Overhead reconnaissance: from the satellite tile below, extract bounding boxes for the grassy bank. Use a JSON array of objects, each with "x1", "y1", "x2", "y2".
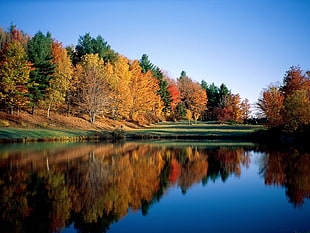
[
  {"x1": 0, "y1": 121, "x2": 266, "y2": 143},
  {"x1": 126, "y1": 121, "x2": 266, "y2": 140},
  {"x1": 0, "y1": 128, "x2": 108, "y2": 143}
]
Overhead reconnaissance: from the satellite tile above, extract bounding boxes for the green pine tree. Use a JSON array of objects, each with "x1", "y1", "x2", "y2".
[
  {"x1": 75, "y1": 33, "x2": 118, "y2": 64},
  {"x1": 27, "y1": 31, "x2": 55, "y2": 114}
]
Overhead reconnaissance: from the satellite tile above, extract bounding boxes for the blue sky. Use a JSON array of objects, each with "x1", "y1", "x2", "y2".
[{"x1": 1, "y1": 0, "x2": 309, "y2": 106}]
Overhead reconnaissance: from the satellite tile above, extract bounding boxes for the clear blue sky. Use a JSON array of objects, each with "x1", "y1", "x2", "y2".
[{"x1": 1, "y1": 0, "x2": 309, "y2": 106}]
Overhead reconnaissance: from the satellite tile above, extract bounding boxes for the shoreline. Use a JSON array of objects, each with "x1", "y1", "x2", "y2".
[{"x1": 1, "y1": 122, "x2": 308, "y2": 144}]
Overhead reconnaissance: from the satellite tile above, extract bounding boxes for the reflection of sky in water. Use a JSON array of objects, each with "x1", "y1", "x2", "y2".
[{"x1": 109, "y1": 151, "x2": 310, "y2": 233}]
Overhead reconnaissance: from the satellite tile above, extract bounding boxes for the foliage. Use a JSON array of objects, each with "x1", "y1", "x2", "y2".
[
  {"x1": 75, "y1": 33, "x2": 118, "y2": 64},
  {"x1": 27, "y1": 31, "x2": 55, "y2": 114},
  {"x1": 0, "y1": 120, "x2": 9, "y2": 126},
  {"x1": 258, "y1": 66, "x2": 310, "y2": 131},
  {"x1": 139, "y1": 54, "x2": 171, "y2": 113},
  {"x1": 42, "y1": 39, "x2": 73, "y2": 117},
  {"x1": 257, "y1": 85, "x2": 285, "y2": 127},
  {"x1": 74, "y1": 53, "x2": 108, "y2": 123},
  {"x1": 201, "y1": 81, "x2": 250, "y2": 122},
  {"x1": 128, "y1": 59, "x2": 162, "y2": 124},
  {"x1": 177, "y1": 73, "x2": 207, "y2": 121},
  {"x1": 0, "y1": 40, "x2": 31, "y2": 113},
  {"x1": 0, "y1": 24, "x2": 256, "y2": 128}
]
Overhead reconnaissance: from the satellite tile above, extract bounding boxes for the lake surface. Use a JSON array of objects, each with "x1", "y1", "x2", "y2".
[{"x1": 0, "y1": 141, "x2": 309, "y2": 233}]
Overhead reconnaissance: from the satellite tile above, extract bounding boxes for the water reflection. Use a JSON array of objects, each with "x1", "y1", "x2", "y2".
[
  {"x1": 0, "y1": 142, "x2": 309, "y2": 233},
  {"x1": 258, "y1": 146, "x2": 310, "y2": 207}
]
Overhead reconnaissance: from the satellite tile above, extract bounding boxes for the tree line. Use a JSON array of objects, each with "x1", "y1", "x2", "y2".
[
  {"x1": 257, "y1": 66, "x2": 310, "y2": 132},
  {"x1": 0, "y1": 25, "x2": 251, "y2": 125}
]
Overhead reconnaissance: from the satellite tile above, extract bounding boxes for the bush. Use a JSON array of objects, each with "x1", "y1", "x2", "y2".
[
  {"x1": 110, "y1": 128, "x2": 125, "y2": 141},
  {"x1": 0, "y1": 120, "x2": 10, "y2": 127}
]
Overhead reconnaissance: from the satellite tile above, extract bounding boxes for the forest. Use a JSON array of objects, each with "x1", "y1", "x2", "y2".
[
  {"x1": 1, "y1": 25, "x2": 310, "y2": 133},
  {"x1": 0, "y1": 25, "x2": 252, "y2": 126}
]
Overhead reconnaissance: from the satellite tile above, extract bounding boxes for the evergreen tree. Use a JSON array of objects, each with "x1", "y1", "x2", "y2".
[
  {"x1": 201, "y1": 81, "x2": 220, "y2": 120},
  {"x1": 219, "y1": 83, "x2": 230, "y2": 107},
  {"x1": 175, "y1": 102, "x2": 187, "y2": 120},
  {"x1": 27, "y1": 31, "x2": 55, "y2": 114},
  {"x1": 153, "y1": 68, "x2": 171, "y2": 112},
  {"x1": 75, "y1": 33, "x2": 118, "y2": 64},
  {"x1": 139, "y1": 54, "x2": 155, "y2": 73},
  {"x1": 180, "y1": 70, "x2": 187, "y2": 79}
]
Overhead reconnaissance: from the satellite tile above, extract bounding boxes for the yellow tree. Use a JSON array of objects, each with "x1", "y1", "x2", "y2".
[
  {"x1": 104, "y1": 56, "x2": 132, "y2": 120},
  {"x1": 112, "y1": 56, "x2": 132, "y2": 119},
  {"x1": 228, "y1": 93, "x2": 242, "y2": 122},
  {"x1": 75, "y1": 53, "x2": 109, "y2": 123},
  {"x1": 284, "y1": 89, "x2": 310, "y2": 131},
  {"x1": 0, "y1": 40, "x2": 32, "y2": 113},
  {"x1": 128, "y1": 60, "x2": 162, "y2": 124},
  {"x1": 42, "y1": 40, "x2": 73, "y2": 117},
  {"x1": 177, "y1": 75, "x2": 207, "y2": 122},
  {"x1": 281, "y1": 66, "x2": 310, "y2": 131},
  {"x1": 186, "y1": 109, "x2": 192, "y2": 125},
  {"x1": 190, "y1": 84, "x2": 208, "y2": 123}
]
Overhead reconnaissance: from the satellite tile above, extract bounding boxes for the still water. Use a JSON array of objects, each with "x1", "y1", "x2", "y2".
[{"x1": 0, "y1": 141, "x2": 309, "y2": 233}]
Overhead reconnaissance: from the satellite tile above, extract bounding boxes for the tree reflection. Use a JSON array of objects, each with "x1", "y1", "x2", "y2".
[
  {"x1": 0, "y1": 142, "x2": 309, "y2": 232},
  {"x1": 203, "y1": 147, "x2": 250, "y2": 184},
  {"x1": 259, "y1": 147, "x2": 310, "y2": 207}
]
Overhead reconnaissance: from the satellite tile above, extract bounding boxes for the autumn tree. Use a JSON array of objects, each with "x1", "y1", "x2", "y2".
[
  {"x1": 0, "y1": 40, "x2": 32, "y2": 113},
  {"x1": 240, "y1": 98, "x2": 251, "y2": 120},
  {"x1": 219, "y1": 93, "x2": 252, "y2": 123},
  {"x1": 167, "y1": 79, "x2": 181, "y2": 110},
  {"x1": 0, "y1": 25, "x2": 29, "y2": 51},
  {"x1": 284, "y1": 89, "x2": 310, "y2": 131},
  {"x1": 281, "y1": 66, "x2": 310, "y2": 96},
  {"x1": 257, "y1": 85, "x2": 285, "y2": 127},
  {"x1": 228, "y1": 93, "x2": 242, "y2": 122},
  {"x1": 139, "y1": 54, "x2": 171, "y2": 114},
  {"x1": 75, "y1": 53, "x2": 109, "y2": 123},
  {"x1": 103, "y1": 56, "x2": 132, "y2": 120},
  {"x1": 177, "y1": 72, "x2": 207, "y2": 122},
  {"x1": 128, "y1": 60, "x2": 162, "y2": 124},
  {"x1": 258, "y1": 66, "x2": 310, "y2": 130},
  {"x1": 166, "y1": 79, "x2": 181, "y2": 120},
  {"x1": 281, "y1": 66, "x2": 310, "y2": 131},
  {"x1": 42, "y1": 39, "x2": 73, "y2": 117},
  {"x1": 27, "y1": 31, "x2": 55, "y2": 114}
]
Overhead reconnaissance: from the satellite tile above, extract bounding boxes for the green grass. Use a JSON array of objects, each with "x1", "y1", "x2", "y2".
[
  {"x1": 0, "y1": 127, "x2": 99, "y2": 141},
  {"x1": 127, "y1": 121, "x2": 266, "y2": 139},
  {"x1": 0, "y1": 121, "x2": 266, "y2": 142}
]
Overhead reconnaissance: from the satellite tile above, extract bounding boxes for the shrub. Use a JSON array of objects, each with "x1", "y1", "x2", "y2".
[
  {"x1": 0, "y1": 120, "x2": 10, "y2": 127},
  {"x1": 110, "y1": 128, "x2": 125, "y2": 141}
]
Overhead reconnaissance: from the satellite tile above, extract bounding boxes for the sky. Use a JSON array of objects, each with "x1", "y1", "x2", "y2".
[{"x1": 1, "y1": 0, "x2": 310, "y2": 106}]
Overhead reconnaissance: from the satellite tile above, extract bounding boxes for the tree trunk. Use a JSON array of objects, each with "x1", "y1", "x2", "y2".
[
  {"x1": 90, "y1": 111, "x2": 96, "y2": 124},
  {"x1": 66, "y1": 94, "x2": 71, "y2": 116},
  {"x1": 47, "y1": 102, "x2": 51, "y2": 118},
  {"x1": 9, "y1": 105, "x2": 14, "y2": 115}
]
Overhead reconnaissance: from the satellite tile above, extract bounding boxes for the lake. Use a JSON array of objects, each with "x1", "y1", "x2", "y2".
[{"x1": 0, "y1": 141, "x2": 309, "y2": 233}]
